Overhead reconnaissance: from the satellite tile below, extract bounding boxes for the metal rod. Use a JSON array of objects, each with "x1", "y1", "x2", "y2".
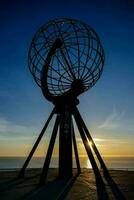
[
  {"x1": 75, "y1": 107, "x2": 126, "y2": 200},
  {"x1": 60, "y1": 48, "x2": 76, "y2": 80},
  {"x1": 74, "y1": 107, "x2": 109, "y2": 175},
  {"x1": 72, "y1": 119, "x2": 81, "y2": 173},
  {"x1": 73, "y1": 108, "x2": 108, "y2": 199},
  {"x1": 73, "y1": 110, "x2": 102, "y2": 179},
  {"x1": 39, "y1": 114, "x2": 60, "y2": 185},
  {"x1": 18, "y1": 107, "x2": 55, "y2": 179}
]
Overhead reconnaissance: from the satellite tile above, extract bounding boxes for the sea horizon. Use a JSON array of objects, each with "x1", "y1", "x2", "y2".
[{"x1": 0, "y1": 156, "x2": 134, "y2": 171}]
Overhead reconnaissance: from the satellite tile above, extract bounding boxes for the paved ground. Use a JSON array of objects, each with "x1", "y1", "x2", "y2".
[{"x1": 0, "y1": 169, "x2": 133, "y2": 200}]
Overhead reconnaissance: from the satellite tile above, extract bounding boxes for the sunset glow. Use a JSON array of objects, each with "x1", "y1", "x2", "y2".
[{"x1": 0, "y1": 1, "x2": 134, "y2": 160}]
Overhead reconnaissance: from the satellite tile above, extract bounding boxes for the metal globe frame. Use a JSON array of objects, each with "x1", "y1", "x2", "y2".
[
  {"x1": 17, "y1": 19, "x2": 124, "y2": 199},
  {"x1": 28, "y1": 18, "x2": 105, "y2": 102}
]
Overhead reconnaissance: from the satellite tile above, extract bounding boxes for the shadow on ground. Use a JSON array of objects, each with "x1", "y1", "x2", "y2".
[{"x1": 0, "y1": 169, "x2": 133, "y2": 200}]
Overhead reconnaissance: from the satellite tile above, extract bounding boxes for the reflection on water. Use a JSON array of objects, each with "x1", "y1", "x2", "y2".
[
  {"x1": 0, "y1": 157, "x2": 134, "y2": 170},
  {"x1": 86, "y1": 158, "x2": 92, "y2": 168},
  {"x1": 79, "y1": 157, "x2": 92, "y2": 168},
  {"x1": 81, "y1": 156, "x2": 134, "y2": 170}
]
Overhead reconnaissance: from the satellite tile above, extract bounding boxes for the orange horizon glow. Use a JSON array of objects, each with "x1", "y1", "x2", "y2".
[{"x1": 0, "y1": 137, "x2": 133, "y2": 158}]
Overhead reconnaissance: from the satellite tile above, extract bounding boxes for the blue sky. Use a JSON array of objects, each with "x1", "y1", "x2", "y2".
[{"x1": 0, "y1": 0, "x2": 134, "y2": 157}]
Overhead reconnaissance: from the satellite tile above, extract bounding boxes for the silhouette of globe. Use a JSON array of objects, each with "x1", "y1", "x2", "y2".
[
  {"x1": 19, "y1": 19, "x2": 110, "y2": 187},
  {"x1": 28, "y1": 18, "x2": 105, "y2": 100}
]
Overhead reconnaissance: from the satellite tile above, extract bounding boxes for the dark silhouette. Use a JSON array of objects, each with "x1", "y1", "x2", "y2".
[{"x1": 16, "y1": 18, "x2": 126, "y2": 199}]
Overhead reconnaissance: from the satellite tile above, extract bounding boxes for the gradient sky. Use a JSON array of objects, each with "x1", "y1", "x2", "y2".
[{"x1": 0, "y1": 0, "x2": 134, "y2": 157}]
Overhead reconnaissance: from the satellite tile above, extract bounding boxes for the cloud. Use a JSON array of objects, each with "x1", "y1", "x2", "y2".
[
  {"x1": 77, "y1": 136, "x2": 132, "y2": 145},
  {"x1": 98, "y1": 107, "x2": 125, "y2": 129},
  {"x1": 93, "y1": 137, "x2": 132, "y2": 144},
  {"x1": 0, "y1": 118, "x2": 37, "y2": 138}
]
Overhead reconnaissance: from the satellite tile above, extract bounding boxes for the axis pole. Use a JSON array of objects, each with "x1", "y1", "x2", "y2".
[{"x1": 59, "y1": 106, "x2": 73, "y2": 178}]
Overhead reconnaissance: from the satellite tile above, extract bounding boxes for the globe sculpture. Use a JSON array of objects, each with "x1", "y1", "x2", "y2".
[
  {"x1": 28, "y1": 18, "x2": 104, "y2": 103},
  {"x1": 18, "y1": 19, "x2": 110, "y2": 189}
]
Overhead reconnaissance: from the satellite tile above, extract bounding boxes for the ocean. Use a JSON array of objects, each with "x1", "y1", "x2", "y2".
[{"x1": 0, "y1": 156, "x2": 134, "y2": 171}]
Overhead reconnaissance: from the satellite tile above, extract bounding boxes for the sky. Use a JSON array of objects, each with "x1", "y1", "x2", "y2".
[{"x1": 0, "y1": 0, "x2": 134, "y2": 158}]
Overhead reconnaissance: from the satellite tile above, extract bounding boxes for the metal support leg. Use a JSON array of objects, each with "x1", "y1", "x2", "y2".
[
  {"x1": 73, "y1": 110, "x2": 103, "y2": 181},
  {"x1": 18, "y1": 108, "x2": 55, "y2": 179},
  {"x1": 75, "y1": 107, "x2": 126, "y2": 200},
  {"x1": 72, "y1": 119, "x2": 81, "y2": 174},
  {"x1": 74, "y1": 107, "x2": 109, "y2": 176},
  {"x1": 73, "y1": 109, "x2": 108, "y2": 200},
  {"x1": 39, "y1": 114, "x2": 60, "y2": 186}
]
